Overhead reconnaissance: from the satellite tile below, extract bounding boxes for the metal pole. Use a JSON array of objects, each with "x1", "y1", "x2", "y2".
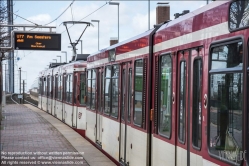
[
  {"x1": 61, "y1": 51, "x2": 67, "y2": 63},
  {"x1": 118, "y1": 5, "x2": 119, "y2": 42},
  {"x1": 57, "y1": 56, "x2": 61, "y2": 63},
  {"x1": 5, "y1": 64, "x2": 7, "y2": 93},
  {"x1": 80, "y1": 40, "x2": 83, "y2": 54},
  {"x1": 22, "y1": 80, "x2": 24, "y2": 104},
  {"x1": 148, "y1": 0, "x2": 150, "y2": 30},
  {"x1": 98, "y1": 22, "x2": 99, "y2": 50},
  {"x1": 19, "y1": 68, "x2": 21, "y2": 104}
]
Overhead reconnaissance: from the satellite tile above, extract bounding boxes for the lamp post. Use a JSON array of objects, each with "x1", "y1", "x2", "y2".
[
  {"x1": 79, "y1": 40, "x2": 83, "y2": 54},
  {"x1": 5, "y1": 64, "x2": 7, "y2": 93},
  {"x1": 53, "y1": 59, "x2": 57, "y2": 63},
  {"x1": 61, "y1": 51, "x2": 67, "y2": 63},
  {"x1": 109, "y1": 2, "x2": 119, "y2": 42},
  {"x1": 91, "y1": 20, "x2": 100, "y2": 50},
  {"x1": 148, "y1": 0, "x2": 150, "y2": 30},
  {"x1": 57, "y1": 56, "x2": 61, "y2": 63}
]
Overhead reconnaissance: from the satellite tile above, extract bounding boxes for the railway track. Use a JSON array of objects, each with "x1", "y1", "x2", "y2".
[{"x1": 7, "y1": 93, "x2": 38, "y2": 107}]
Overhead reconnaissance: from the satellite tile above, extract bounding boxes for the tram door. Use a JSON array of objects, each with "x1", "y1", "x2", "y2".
[
  {"x1": 119, "y1": 63, "x2": 131, "y2": 165},
  {"x1": 176, "y1": 48, "x2": 204, "y2": 166},
  {"x1": 72, "y1": 73, "x2": 78, "y2": 128},
  {"x1": 96, "y1": 69, "x2": 103, "y2": 147},
  {"x1": 176, "y1": 50, "x2": 190, "y2": 166}
]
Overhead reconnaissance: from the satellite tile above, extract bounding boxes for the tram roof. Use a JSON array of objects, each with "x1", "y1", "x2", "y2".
[
  {"x1": 88, "y1": 28, "x2": 155, "y2": 58},
  {"x1": 156, "y1": 1, "x2": 229, "y2": 32}
]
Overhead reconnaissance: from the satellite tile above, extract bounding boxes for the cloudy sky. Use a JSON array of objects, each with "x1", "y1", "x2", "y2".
[{"x1": 4, "y1": 0, "x2": 209, "y2": 92}]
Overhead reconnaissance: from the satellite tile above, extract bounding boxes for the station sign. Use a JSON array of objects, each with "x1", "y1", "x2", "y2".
[{"x1": 14, "y1": 32, "x2": 61, "y2": 51}]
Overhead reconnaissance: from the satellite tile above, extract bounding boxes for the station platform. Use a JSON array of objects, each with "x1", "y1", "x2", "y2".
[{"x1": 0, "y1": 104, "x2": 116, "y2": 166}]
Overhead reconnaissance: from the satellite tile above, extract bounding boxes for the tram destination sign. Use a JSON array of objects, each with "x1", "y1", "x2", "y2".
[{"x1": 14, "y1": 32, "x2": 61, "y2": 51}]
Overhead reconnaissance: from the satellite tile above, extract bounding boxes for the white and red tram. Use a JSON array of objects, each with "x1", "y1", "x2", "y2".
[
  {"x1": 86, "y1": 1, "x2": 248, "y2": 166},
  {"x1": 38, "y1": 60, "x2": 88, "y2": 136},
  {"x1": 37, "y1": 1, "x2": 249, "y2": 165}
]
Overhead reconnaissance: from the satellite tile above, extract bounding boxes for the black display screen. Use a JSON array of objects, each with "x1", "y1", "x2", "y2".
[{"x1": 14, "y1": 32, "x2": 61, "y2": 51}]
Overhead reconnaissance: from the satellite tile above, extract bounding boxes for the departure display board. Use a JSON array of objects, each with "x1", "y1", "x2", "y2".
[{"x1": 14, "y1": 32, "x2": 61, "y2": 51}]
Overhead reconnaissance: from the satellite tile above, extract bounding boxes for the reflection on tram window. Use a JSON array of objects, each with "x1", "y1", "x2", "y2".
[
  {"x1": 57, "y1": 76, "x2": 62, "y2": 100},
  {"x1": 134, "y1": 60, "x2": 143, "y2": 127},
  {"x1": 80, "y1": 73, "x2": 86, "y2": 105},
  {"x1": 211, "y1": 42, "x2": 242, "y2": 70},
  {"x1": 91, "y1": 70, "x2": 96, "y2": 109},
  {"x1": 121, "y1": 70, "x2": 126, "y2": 120},
  {"x1": 128, "y1": 69, "x2": 132, "y2": 122},
  {"x1": 158, "y1": 55, "x2": 172, "y2": 137},
  {"x1": 209, "y1": 40, "x2": 244, "y2": 164},
  {"x1": 39, "y1": 78, "x2": 42, "y2": 95},
  {"x1": 104, "y1": 66, "x2": 112, "y2": 114},
  {"x1": 87, "y1": 70, "x2": 91, "y2": 108},
  {"x1": 209, "y1": 73, "x2": 243, "y2": 163},
  {"x1": 111, "y1": 65, "x2": 119, "y2": 118},
  {"x1": 192, "y1": 59, "x2": 202, "y2": 149},
  {"x1": 66, "y1": 74, "x2": 72, "y2": 103},
  {"x1": 54, "y1": 76, "x2": 58, "y2": 99},
  {"x1": 229, "y1": 0, "x2": 249, "y2": 30},
  {"x1": 47, "y1": 76, "x2": 50, "y2": 97},
  {"x1": 43, "y1": 77, "x2": 46, "y2": 96},
  {"x1": 178, "y1": 61, "x2": 186, "y2": 143}
]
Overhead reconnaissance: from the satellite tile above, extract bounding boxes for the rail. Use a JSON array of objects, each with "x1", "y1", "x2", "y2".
[
  {"x1": 11, "y1": 93, "x2": 19, "y2": 105},
  {"x1": 10, "y1": 93, "x2": 38, "y2": 107},
  {"x1": 24, "y1": 99, "x2": 37, "y2": 107}
]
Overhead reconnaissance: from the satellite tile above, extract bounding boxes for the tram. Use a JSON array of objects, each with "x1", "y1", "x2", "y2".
[
  {"x1": 38, "y1": 59, "x2": 87, "y2": 136},
  {"x1": 37, "y1": 1, "x2": 249, "y2": 165}
]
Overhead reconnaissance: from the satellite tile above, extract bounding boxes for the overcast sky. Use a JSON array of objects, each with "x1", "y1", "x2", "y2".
[{"x1": 4, "y1": 0, "x2": 209, "y2": 92}]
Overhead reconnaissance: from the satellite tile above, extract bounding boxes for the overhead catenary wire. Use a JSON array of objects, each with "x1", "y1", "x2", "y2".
[
  {"x1": 44, "y1": 0, "x2": 75, "y2": 26},
  {"x1": 60, "y1": 1, "x2": 112, "y2": 34},
  {"x1": 28, "y1": 0, "x2": 75, "y2": 31},
  {"x1": 7, "y1": 10, "x2": 39, "y2": 26}
]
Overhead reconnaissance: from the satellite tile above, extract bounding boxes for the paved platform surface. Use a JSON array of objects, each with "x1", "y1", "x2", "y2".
[{"x1": 1, "y1": 104, "x2": 115, "y2": 166}]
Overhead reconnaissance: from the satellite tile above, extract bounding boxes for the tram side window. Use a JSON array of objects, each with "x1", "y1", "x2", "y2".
[
  {"x1": 79, "y1": 73, "x2": 86, "y2": 105},
  {"x1": 54, "y1": 76, "x2": 58, "y2": 99},
  {"x1": 178, "y1": 61, "x2": 186, "y2": 143},
  {"x1": 111, "y1": 65, "x2": 119, "y2": 118},
  {"x1": 158, "y1": 55, "x2": 172, "y2": 137},
  {"x1": 104, "y1": 66, "x2": 112, "y2": 114},
  {"x1": 91, "y1": 70, "x2": 96, "y2": 109},
  {"x1": 39, "y1": 77, "x2": 42, "y2": 95},
  {"x1": 134, "y1": 60, "x2": 144, "y2": 127},
  {"x1": 209, "y1": 41, "x2": 243, "y2": 164},
  {"x1": 87, "y1": 70, "x2": 91, "y2": 108},
  {"x1": 87, "y1": 70, "x2": 96, "y2": 109},
  {"x1": 58, "y1": 76, "x2": 62, "y2": 100},
  {"x1": 66, "y1": 74, "x2": 73, "y2": 103},
  {"x1": 192, "y1": 59, "x2": 202, "y2": 149},
  {"x1": 51, "y1": 76, "x2": 54, "y2": 98},
  {"x1": 128, "y1": 69, "x2": 132, "y2": 122},
  {"x1": 43, "y1": 77, "x2": 46, "y2": 96},
  {"x1": 47, "y1": 76, "x2": 50, "y2": 97},
  {"x1": 229, "y1": 0, "x2": 249, "y2": 31},
  {"x1": 63, "y1": 75, "x2": 67, "y2": 101}
]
